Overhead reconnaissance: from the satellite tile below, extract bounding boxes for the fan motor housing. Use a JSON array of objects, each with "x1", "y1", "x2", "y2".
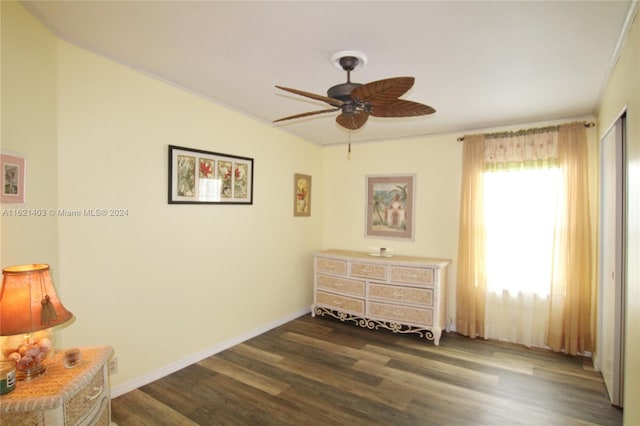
[{"x1": 327, "y1": 82, "x2": 362, "y2": 103}]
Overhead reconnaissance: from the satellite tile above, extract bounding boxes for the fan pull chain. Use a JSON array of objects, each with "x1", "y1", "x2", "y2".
[{"x1": 347, "y1": 132, "x2": 352, "y2": 160}]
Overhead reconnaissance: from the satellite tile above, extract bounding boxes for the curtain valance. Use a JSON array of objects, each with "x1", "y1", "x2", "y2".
[
  {"x1": 484, "y1": 132, "x2": 558, "y2": 171},
  {"x1": 461, "y1": 121, "x2": 590, "y2": 172}
]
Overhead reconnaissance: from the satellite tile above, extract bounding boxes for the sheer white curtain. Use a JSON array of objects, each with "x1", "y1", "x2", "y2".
[{"x1": 483, "y1": 167, "x2": 560, "y2": 347}]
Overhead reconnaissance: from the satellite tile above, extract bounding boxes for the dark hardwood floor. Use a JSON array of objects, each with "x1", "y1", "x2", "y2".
[{"x1": 111, "y1": 315, "x2": 622, "y2": 425}]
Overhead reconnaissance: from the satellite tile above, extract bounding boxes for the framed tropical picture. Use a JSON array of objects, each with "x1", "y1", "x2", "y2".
[
  {"x1": 293, "y1": 173, "x2": 311, "y2": 216},
  {"x1": 365, "y1": 174, "x2": 415, "y2": 240},
  {"x1": 1, "y1": 152, "x2": 26, "y2": 204},
  {"x1": 168, "y1": 145, "x2": 253, "y2": 204}
]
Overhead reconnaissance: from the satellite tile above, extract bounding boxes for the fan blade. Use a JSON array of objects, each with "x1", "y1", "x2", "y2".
[
  {"x1": 370, "y1": 100, "x2": 436, "y2": 118},
  {"x1": 336, "y1": 111, "x2": 369, "y2": 130},
  {"x1": 275, "y1": 86, "x2": 344, "y2": 108},
  {"x1": 273, "y1": 107, "x2": 340, "y2": 123},
  {"x1": 350, "y1": 77, "x2": 415, "y2": 106}
]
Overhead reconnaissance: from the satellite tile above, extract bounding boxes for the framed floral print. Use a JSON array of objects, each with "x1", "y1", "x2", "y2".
[
  {"x1": 294, "y1": 173, "x2": 311, "y2": 216},
  {"x1": 168, "y1": 145, "x2": 253, "y2": 204},
  {"x1": 1, "y1": 152, "x2": 26, "y2": 204},
  {"x1": 365, "y1": 174, "x2": 415, "y2": 240}
]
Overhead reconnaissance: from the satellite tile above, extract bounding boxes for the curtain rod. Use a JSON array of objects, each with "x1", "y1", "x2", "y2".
[{"x1": 456, "y1": 121, "x2": 595, "y2": 142}]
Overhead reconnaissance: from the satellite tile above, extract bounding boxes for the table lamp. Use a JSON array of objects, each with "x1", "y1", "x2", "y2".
[{"x1": 0, "y1": 264, "x2": 74, "y2": 380}]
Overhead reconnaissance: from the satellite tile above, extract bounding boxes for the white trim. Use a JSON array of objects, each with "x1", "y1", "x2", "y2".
[
  {"x1": 600, "y1": 105, "x2": 628, "y2": 141},
  {"x1": 595, "y1": 1, "x2": 639, "y2": 110},
  {"x1": 109, "y1": 307, "x2": 311, "y2": 398},
  {"x1": 608, "y1": 0, "x2": 639, "y2": 76},
  {"x1": 596, "y1": 112, "x2": 626, "y2": 406}
]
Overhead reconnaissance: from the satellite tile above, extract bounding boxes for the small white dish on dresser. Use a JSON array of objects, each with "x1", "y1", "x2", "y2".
[{"x1": 368, "y1": 253, "x2": 394, "y2": 257}]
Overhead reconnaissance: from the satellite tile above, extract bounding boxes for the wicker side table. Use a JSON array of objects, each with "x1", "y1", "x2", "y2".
[{"x1": 0, "y1": 346, "x2": 114, "y2": 425}]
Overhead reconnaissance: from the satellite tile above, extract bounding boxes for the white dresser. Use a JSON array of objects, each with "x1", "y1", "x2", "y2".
[{"x1": 313, "y1": 249, "x2": 450, "y2": 345}]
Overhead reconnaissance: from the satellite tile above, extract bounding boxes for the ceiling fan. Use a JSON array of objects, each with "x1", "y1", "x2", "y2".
[{"x1": 273, "y1": 54, "x2": 436, "y2": 131}]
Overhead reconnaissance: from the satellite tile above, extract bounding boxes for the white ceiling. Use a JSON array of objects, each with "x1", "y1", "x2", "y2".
[{"x1": 24, "y1": 1, "x2": 635, "y2": 145}]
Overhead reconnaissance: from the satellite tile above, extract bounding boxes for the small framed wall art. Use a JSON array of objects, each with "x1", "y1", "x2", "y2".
[
  {"x1": 293, "y1": 173, "x2": 311, "y2": 216},
  {"x1": 168, "y1": 145, "x2": 254, "y2": 204},
  {"x1": 365, "y1": 174, "x2": 415, "y2": 240},
  {"x1": 1, "y1": 152, "x2": 26, "y2": 204}
]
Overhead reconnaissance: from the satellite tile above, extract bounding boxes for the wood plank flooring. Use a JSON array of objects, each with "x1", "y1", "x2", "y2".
[{"x1": 111, "y1": 315, "x2": 622, "y2": 425}]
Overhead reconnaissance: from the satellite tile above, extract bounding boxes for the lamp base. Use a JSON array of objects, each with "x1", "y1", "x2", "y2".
[
  {"x1": 1, "y1": 329, "x2": 54, "y2": 381},
  {"x1": 16, "y1": 362, "x2": 45, "y2": 381}
]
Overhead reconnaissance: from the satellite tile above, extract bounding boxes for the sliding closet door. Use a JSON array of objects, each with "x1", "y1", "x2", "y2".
[{"x1": 598, "y1": 115, "x2": 625, "y2": 407}]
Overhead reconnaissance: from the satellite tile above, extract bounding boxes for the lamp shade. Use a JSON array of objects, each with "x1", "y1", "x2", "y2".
[{"x1": 0, "y1": 264, "x2": 74, "y2": 336}]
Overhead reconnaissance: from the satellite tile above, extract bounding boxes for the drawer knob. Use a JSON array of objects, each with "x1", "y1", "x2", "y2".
[{"x1": 86, "y1": 386, "x2": 103, "y2": 401}]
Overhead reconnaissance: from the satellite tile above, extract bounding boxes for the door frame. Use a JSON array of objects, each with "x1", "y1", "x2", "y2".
[{"x1": 597, "y1": 110, "x2": 627, "y2": 407}]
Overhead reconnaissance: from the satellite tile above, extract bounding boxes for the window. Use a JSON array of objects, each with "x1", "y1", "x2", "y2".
[{"x1": 484, "y1": 168, "x2": 560, "y2": 297}]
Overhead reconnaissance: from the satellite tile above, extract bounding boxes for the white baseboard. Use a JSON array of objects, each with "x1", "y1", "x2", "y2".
[{"x1": 110, "y1": 307, "x2": 311, "y2": 398}]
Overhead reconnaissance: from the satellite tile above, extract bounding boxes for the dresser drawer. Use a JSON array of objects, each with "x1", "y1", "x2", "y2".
[
  {"x1": 0, "y1": 411, "x2": 44, "y2": 425},
  {"x1": 390, "y1": 266, "x2": 434, "y2": 285},
  {"x1": 64, "y1": 366, "x2": 106, "y2": 425},
  {"x1": 368, "y1": 301, "x2": 433, "y2": 326},
  {"x1": 316, "y1": 257, "x2": 348, "y2": 276},
  {"x1": 88, "y1": 396, "x2": 111, "y2": 426},
  {"x1": 317, "y1": 274, "x2": 365, "y2": 297},
  {"x1": 351, "y1": 262, "x2": 387, "y2": 280},
  {"x1": 316, "y1": 291, "x2": 365, "y2": 315},
  {"x1": 368, "y1": 283, "x2": 433, "y2": 306}
]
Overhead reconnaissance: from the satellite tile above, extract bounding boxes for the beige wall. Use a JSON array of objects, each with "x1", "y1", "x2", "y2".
[
  {"x1": 597, "y1": 9, "x2": 640, "y2": 425},
  {"x1": 1, "y1": 1, "x2": 59, "y2": 270},
  {"x1": 2, "y1": 2, "x2": 324, "y2": 393},
  {"x1": 322, "y1": 136, "x2": 463, "y2": 324},
  {"x1": 3, "y1": 2, "x2": 638, "y2": 421}
]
